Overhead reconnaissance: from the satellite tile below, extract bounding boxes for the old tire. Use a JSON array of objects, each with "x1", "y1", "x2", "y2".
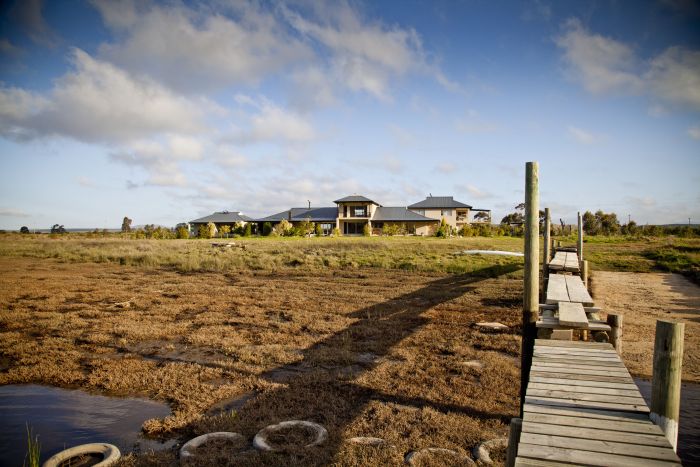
[
  {"x1": 253, "y1": 420, "x2": 327, "y2": 451},
  {"x1": 42, "y1": 443, "x2": 120, "y2": 467},
  {"x1": 405, "y1": 447, "x2": 475, "y2": 465},
  {"x1": 180, "y1": 432, "x2": 245, "y2": 460}
]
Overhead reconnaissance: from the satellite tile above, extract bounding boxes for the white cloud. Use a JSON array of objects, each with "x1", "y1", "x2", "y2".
[
  {"x1": 228, "y1": 95, "x2": 316, "y2": 144},
  {"x1": 0, "y1": 49, "x2": 212, "y2": 143},
  {"x1": 435, "y1": 162, "x2": 456, "y2": 174},
  {"x1": 688, "y1": 125, "x2": 700, "y2": 140},
  {"x1": 456, "y1": 184, "x2": 494, "y2": 200},
  {"x1": 92, "y1": 0, "x2": 312, "y2": 93},
  {"x1": 646, "y1": 47, "x2": 700, "y2": 111},
  {"x1": 555, "y1": 19, "x2": 643, "y2": 94},
  {"x1": 556, "y1": 19, "x2": 700, "y2": 111},
  {"x1": 567, "y1": 125, "x2": 603, "y2": 145}
]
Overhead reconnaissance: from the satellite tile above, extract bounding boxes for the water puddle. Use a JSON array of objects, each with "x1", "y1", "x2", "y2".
[
  {"x1": 0, "y1": 384, "x2": 172, "y2": 465},
  {"x1": 634, "y1": 378, "x2": 700, "y2": 464}
]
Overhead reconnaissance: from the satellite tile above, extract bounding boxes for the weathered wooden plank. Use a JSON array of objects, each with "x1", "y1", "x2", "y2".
[
  {"x1": 535, "y1": 339, "x2": 613, "y2": 349},
  {"x1": 522, "y1": 422, "x2": 672, "y2": 447},
  {"x1": 565, "y1": 275, "x2": 594, "y2": 306},
  {"x1": 534, "y1": 347, "x2": 619, "y2": 357},
  {"x1": 557, "y1": 302, "x2": 588, "y2": 328},
  {"x1": 563, "y1": 252, "x2": 580, "y2": 272},
  {"x1": 523, "y1": 403, "x2": 651, "y2": 422},
  {"x1": 525, "y1": 395, "x2": 650, "y2": 413},
  {"x1": 523, "y1": 412, "x2": 665, "y2": 435},
  {"x1": 534, "y1": 356, "x2": 626, "y2": 367},
  {"x1": 517, "y1": 444, "x2": 681, "y2": 467},
  {"x1": 529, "y1": 370, "x2": 633, "y2": 384},
  {"x1": 527, "y1": 389, "x2": 647, "y2": 406},
  {"x1": 545, "y1": 274, "x2": 569, "y2": 304},
  {"x1": 529, "y1": 375, "x2": 639, "y2": 390},
  {"x1": 530, "y1": 363, "x2": 630, "y2": 377},
  {"x1": 514, "y1": 458, "x2": 566, "y2": 467},
  {"x1": 519, "y1": 433, "x2": 680, "y2": 462},
  {"x1": 536, "y1": 319, "x2": 611, "y2": 331},
  {"x1": 527, "y1": 382, "x2": 641, "y2": 397}
]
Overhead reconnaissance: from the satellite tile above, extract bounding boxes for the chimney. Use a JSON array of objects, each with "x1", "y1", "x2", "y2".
[{"x1": 308, "y1": 200, "x2": 311, "y2": 209}]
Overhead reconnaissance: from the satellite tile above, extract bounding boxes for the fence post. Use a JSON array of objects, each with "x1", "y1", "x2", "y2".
[
  {"x1": 521, "y1": 161, "x2": 539, "y2": 415},
  {"x1": 581, "y1": 260, "x2": 589, "y2": 289},
  {"x1": 506, "y1": 417, "x2": 522, "y2": 467},
  {"x1": 577, "y1": 211, "x2": 583, "y2": 261},
  {"x1": 607, "y1": 313, "x2": 622, "y2": 354},
  {"x1": 650, "y1": 320, "x2": 684, "y2": 451}
]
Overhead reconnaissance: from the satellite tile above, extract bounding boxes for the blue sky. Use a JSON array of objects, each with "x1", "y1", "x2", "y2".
[{"x1": 0, "y1": 0, "x2": 698, "y2": 229}]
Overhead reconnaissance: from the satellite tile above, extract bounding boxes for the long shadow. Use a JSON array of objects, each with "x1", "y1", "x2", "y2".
[{"x1": 230, "y1": 263, "x2": 521, "y2": 465}]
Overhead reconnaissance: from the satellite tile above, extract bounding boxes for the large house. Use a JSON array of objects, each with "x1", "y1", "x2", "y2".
[{"x1": 201, "y1": 194, "x2": 490, "y2": 237}]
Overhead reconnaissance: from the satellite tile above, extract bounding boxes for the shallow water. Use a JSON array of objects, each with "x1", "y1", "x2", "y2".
[
  {"x1": 635, "y1": 378, "x2": 700, "y2": 465},
  {"x1": 0, "y1": 384, "x2": 172, "y2": 466}
]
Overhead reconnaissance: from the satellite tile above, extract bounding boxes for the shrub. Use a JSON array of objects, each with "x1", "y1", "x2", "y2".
[
  {"x1": 273, "y1": 219, "x2": 293, "y2": 236},
  {"x1": 244, "y1": 223, "x2": 252, "y2": 237},
  {"x1": 176, "y1": 226, "x2": 190, "y2": 239},
  {"x1": 20, "y1": 226, "x2": 29, "y2": 234},
  {"x1": 363, "y1": 223, "x2": 371, "y2": 236},
  {"x1": 383, "y1": 224, "x2": 399, "y2": 236},
  {"x1": 436, "y1": 218, "x2": 449, "y2": 238},
  {"x1": 332, "y1": 227, "x2": 341, "y2": 237},
  {"x1": 219, "y1": 225, "x2": 231, "y2": 238},
  {"x1": 315, "y1": 223, "x2": 323, "y2": 237},
  {"x1": 233, "y1": 221, "x2": 245, "y2": 236},
  {"x1": 50, "y1": 224, "x2": 66, "y2": 234},
  {"x1": 262, "y1": 222, "x2": 272, "y2": 236},
  {"x1": 121, "y1": 216, "x2": 132, "y2": 233}
]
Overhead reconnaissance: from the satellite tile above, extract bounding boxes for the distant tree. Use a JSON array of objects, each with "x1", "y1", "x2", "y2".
[
  {"x1": 262, "y1": 222, "x2": 273, "y2": 236},
  {"x1": 176, "y1": 226, "x2": 190, "y2": 239},
  {"x1": 331, "y1": 227, "x2": 341, "y2": 237},
  {"x1": 121, "y1": 217, "x2": 132, "y2": 233},
  {"x1": 363, "y1": 223, "x2": 371, "y2": 236},
  {"x1": 500, "y1": 212, "x2": 523, "y2": 225},
  {"x1": 515, "y1": 202, "x2": 525, "y2": 211},
  {"x1": 244, "y1": 223, "x2": 252, "y2": 237},
  {"x1": 582, "y1": 211, "x2": 598, "y2": 235},
  {"x1": 273, "y1": 219, "x2": 292, "y2": 236},
  {"x1": 383, "y1": 223, "x2": 399, "y2": 236},
  {"x1": 597, "y1": 210, "x2": 620, "y2": 235},
  {"x1": 219, "y1": 225, "x2": 231, "y2": 238},
  {"x1": 50, "y1": 224, "x2": 66, "y2": 234},
  {"x1": 473, "y1": 211, "x2": 490, "y2": 222},
  {"x1": 206, "y1": 222, "x2": 217, "y2": 238},
  {"x1": 314, "y1": 223, "x2": 323, "y2": 237},
  {"x1": 20, "y1": 226, "x2": 29, "y2": 234},
  {"x1": 436, "y1": 217, "x2": 449, "y2": 237}
]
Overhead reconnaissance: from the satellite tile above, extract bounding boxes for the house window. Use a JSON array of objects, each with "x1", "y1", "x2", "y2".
[
  {"x1": 441, "y1": 209, "x2": 452, "y2": 217},
  {"x1": 320, "y1": 223, "x2": 332, "y2": 235},
  {"x1": 344, "y1": 222, "x2": 365, "y2": 234},
  {"x1": 353, "y1": 206, "x2": 367, "y2": 217}
]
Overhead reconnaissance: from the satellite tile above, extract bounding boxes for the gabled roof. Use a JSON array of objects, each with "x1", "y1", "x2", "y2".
[
  {"x1": 190, "y1": 211, "x2": 252, "y2": 224},
  {"x1": 408, "y1": 196, "x2": 472, "y2": 209},
  {"x1": 334, "y1": 195, "x2": 378, "y2": 204},
  {"x1": 372, "y1": 207, "x2": 438, "y2": 222},
  {"x1": 254, "y1": 210, "x2": 289, "y2": 223}
]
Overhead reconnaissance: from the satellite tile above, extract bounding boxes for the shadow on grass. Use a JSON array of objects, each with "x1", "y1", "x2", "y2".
[{"x1": 225, "y1": 263, "x2": 522, "y2": 465}]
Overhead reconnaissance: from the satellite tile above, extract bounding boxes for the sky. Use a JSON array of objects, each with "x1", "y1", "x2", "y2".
[{"x1": 0, "y1": 0, "x2": 699, "y2": 229}]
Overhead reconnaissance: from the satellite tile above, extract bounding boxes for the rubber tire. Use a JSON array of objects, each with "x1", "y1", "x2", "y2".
[
  {"x1": 42, "y1": 443, "x2": 120, "y2": 467},
  {"x1": 179, "y1": 432, "x2": 245, "y2": 460},
  {"x1": 253, "y1": 421, "x2": 327, "y2": 451}
]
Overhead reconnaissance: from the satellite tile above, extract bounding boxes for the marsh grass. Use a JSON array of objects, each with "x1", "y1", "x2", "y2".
[{"x1": 24, "y1": 423, "x2": 40, "y2": 467}]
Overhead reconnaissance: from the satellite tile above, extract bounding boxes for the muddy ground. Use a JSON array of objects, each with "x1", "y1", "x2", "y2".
[
  {"x1": 0, "y1": 257, "x2": 523, "y2": 466},
  {"x1": 591, "y1": 271, "x2": 700, "y2": 383}
]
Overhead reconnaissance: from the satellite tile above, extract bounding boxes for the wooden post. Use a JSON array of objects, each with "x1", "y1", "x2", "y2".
[
  {"x1": 506, "y1": 417, "x2": 522, "y2": 467},
  {"x1": 581, "y1": 260, "x2": 589, "y2": 289},
  {"x1": 606, "y1": 313, "x2": 622, "y2": 354},
  {"x1": 651, "y1": 320, "x2": 684, "y2": 451},
  {"x1": 521, "y1": 161, "x2": 539, "y2": 415},
  {"x1": 577, "y1": 211, "x2": 583, "y2": 261},
  {"x1": 543, "y1": 207, "x2": 551, "y2": 272}
]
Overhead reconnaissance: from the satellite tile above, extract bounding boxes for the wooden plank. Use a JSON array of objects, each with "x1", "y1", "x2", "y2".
[
  {"x1": 522, "y1": 421, "x2": 672, "y2": 447},
  {"x1": 527, "y1": 389, "x2": 647, "y2": 406},
  {"x1": 545, "y1": 274, "x2": 569, "y2": 304},
  {"x1": 565, "y1": 275, "x2": 594, "y2": 306},
  {"x1": 530, "y1": 363, "x2": 630, "y2": 377},
  {"x1": 534, "y1": 347, "x2": 619, "y2": 357},
  {"x1": 527, "y1": 382, "x2": 642, "y2": 397},
  {"x1": 563, "y1": 252, "x2": 580, "y2": 272},
  {"x1": 535, "y1": 339, "x2": 613, "y2": 349},
  {"x1": 529, "y1": 376, "x2": 639, "y2": 390},
  {"x1": 515, "y1": 458, "x2": 568, "y2": 467},
  {"x1": 517, "y1": 444, "x2": 681, "y2": 467},
  {"x1": 534, "y1": 355, "x2": 624, "y2": 366},
  {"x1": 529, "y1": 370, "x2": 633, "y2": 384},
  {"x1": 519, "y1": 433, "x2": 680, "y2": 462},
  {"x1": 523, "y1": 403, "x2": 651, "y2": 422},
  {"x1": 525, "y1": 395, "x2": 650, "y2": 413},
  {"x1": 557, "y1": 302, "x2": 588, "y2": 328},
  {"x1": 536, "y1": 319, "x2": 611, "y2": 331},
  {"x1": 523, "y1": 412, "x2": 666, "y2": 435}
]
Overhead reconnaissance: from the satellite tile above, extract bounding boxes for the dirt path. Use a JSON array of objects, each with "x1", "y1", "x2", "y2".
[{"x1": 591, "y1": 271, "x2": 700, "y2": 383}]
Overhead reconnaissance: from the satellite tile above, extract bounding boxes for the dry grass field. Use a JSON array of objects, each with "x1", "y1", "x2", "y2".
[{"x1": 1, "y1": 234, "x2": 698, "y2": 466}]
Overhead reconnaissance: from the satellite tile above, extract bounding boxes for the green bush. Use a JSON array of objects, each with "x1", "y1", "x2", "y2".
[
  {"x1": 262, "y1": 222, "x2": 272, "y2": 236},
  {"x1": 332, "y1": 227, "x2": 341, "y2": 237},
  {"x1": 363, "y1": 223, "x2": 371, "y2": 236},
  {"x1": 176, "y1": 226, "x2": 190, "y2": 239},
  {"x1": 383, "y1": 224, "x2": 399, "y2": 236},
  {"x1": 315, "y1": 223, "x2": 323, "y2": 237},
  {"x1": 273, "y1": 219, "x2": 293, "y2": 236},
  {"x1": 244, "y1": 223, "x2": 252, "y2": 237}
]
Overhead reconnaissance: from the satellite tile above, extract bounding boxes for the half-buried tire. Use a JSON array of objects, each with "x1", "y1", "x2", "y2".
[
  {"x1": 179, "y1": 432, "x2": 246, "y2": 461},
  {"x1": 42, "y1": 443, "x2": 120, "y2": 467},
  {"x1": 253, "y1": 421, "x2": 327, "y2": 452}
]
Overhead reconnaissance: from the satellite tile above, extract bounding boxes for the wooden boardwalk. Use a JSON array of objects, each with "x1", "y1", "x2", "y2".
[
  {"x1": 548, "y1": 251, "x2": 580, "y2": 273},
  {"x1": 515, "y1": 340, "x2": 682, "y2": 466},
  {"x1": 545, "y1": 274, "x2": 594, "y2": 307}
]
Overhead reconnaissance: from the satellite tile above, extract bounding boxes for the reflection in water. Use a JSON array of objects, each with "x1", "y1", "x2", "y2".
[
  {"x1": 0, "y1": 385, "x2": 171, "y2": 465},
  {"x1": 635, "y1": 378, "x2": 700, "y2": 465}
]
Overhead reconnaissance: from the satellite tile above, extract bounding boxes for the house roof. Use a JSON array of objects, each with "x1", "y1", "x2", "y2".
[
  {"x1": 407, "y1": 196, "x2": 472, "y2": 209},
  {"x1": 334, "y1": 195, "x2": 378, "y2": 204},
  {"x1": 254, "y1": 207, "x2": 338, "y2": 223},
  {"x1": 372, "y1": 207, "x2": 438, "y2": 222},
  {"x1": 190, "y1": 211, "x2": 252, "y2": 224}
]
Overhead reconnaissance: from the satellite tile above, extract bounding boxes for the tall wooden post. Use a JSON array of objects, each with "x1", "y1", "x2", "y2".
[
  {"x1": 607, "y1": 313, "x2": 622, "y2": 354},
  {"x1": 651, "y1": 320, "x2": 684, "y2": 451},
  {"x1": 581, "y1": 260, "x2": 589, "y2": 289},
  {"x1": 506, "y1": 417, "x2": 522, "y2": 467},
  {"x1": 521, "y1": 161, "x2": 539, "y2": 415},
  {"x1": 577, "y1": 212, "x2": 583, "y2": 261},
  {"x1": 543, "y1": 207, "x2": 551, "y2": 276}
]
